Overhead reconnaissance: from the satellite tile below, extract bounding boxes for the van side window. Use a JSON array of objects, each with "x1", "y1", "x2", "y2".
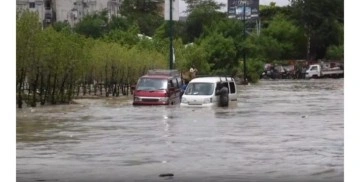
[{"x1": 229, "y1": 82, "x2": 236, "y2": 93}]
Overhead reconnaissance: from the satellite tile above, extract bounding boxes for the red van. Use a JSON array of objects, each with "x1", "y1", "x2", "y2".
[{"x1": 132, "y1": 69, "x2": 182, "y2": 105}]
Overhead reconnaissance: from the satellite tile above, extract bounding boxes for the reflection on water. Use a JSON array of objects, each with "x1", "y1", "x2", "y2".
[{"x1": 17, "y1": 79, "x2": 343, "y2": 182}]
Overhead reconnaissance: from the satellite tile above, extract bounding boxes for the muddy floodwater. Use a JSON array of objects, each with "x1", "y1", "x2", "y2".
[{"x1": 16, "y1": 79, "x2": 344, "y2": 182}]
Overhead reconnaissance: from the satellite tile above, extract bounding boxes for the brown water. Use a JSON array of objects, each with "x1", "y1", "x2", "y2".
[{"x1": 16, "y1": 79, "x2": 344, "y2": 182}]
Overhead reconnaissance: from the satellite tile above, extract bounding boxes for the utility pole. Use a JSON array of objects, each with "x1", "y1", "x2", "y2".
[
  {"x1": 243, "y1": 2, "x2": 247, "y2": 83},
  {"x1": 169, "y1": 0, "x2": 173, "y2": 70}
]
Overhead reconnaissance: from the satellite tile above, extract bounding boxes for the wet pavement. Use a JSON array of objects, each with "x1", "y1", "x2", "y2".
[{"x1": 17, "y1": 79, "x2": 344, "y2": 182}]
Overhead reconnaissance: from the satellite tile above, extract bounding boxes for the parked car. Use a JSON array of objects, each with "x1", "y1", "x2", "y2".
[{"x1": 132, "y1": 69, "x2": 182, "y2": 105}]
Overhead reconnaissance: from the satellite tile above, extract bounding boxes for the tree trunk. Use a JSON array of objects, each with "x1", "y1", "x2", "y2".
[
  {"x1": 17, "y1": 68, "x2": 26, "y2": 108},
  {"x1": 39, "y1": 72, "x2": 45, "y2": 105},
  {"x1": 30, "y1": 67, "x2": 40, "y2": 107},
  {"x1": 105, "y1": 65, "x2": 109, "y2": 97},
  {"x1": 116, "y1": 84, "x2": 120, "y2": 97},
  {"x1": 59, "y1": 72, "x2": 68, "y2": 103},
  {"x1": 76, "y1": 83, "x2": 80, "y2": 96},
  {"x1": 67, "y1": 70, "x2": 74, "y2": 103},
  {"x1": 82, "y1": 79, "x2": 86, "y2": 96},
  {"x1": 43, "y1": 73, "x2": 51, "y2": 104},
  {"x1": 94, "y1": 83, "x2": 97, "y2": 95},
  {"x1": 51, "y1": 72, "x2": 57, "y2": 104},
  {"x1": 88, "y1": 83, "x2": 91, "y2": 95}
]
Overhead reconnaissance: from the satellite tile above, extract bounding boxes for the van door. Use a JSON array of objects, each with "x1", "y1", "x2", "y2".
[
  {"x1": 168, "y1": 78, "x2": 181, "y2": 104},
  {"x1": 228, "y1": 81, "x2": 237, "y2": 101}
]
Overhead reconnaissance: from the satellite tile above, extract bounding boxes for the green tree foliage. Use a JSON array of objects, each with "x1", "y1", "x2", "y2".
[
  {"x1": 120, "y1": 0, "x2": 164, "y2": 36},
  {"x1": 74, "y1": 11, "x2": 108, "y2": 38},
  {"x1": 289, "y1": 0, "x2": 344, "y2": 59},
  {"x1": 16, "y1": 11, "x2": 42, "y2": 107},
  {"x1": 16, "y1": 11, "x2": 168, "y2": 108},
  {"x1": 175, "y1": 42, "x2": 210, "y2": 74},
  {"x1": 183, "y1": 0, "x2": 226, "y2": 43},
  {"x1": 261, "y1": 14, "x2": 306, "y2": 59},
  {"x1": 238, "y1": 58, "x2": 265, "y2": 83},
  {"x1": 325, "y1": 45, "x2": 344, "y2": 60},
  {"x1": 108, "y1": 15, "x2": 134, "y2": 31},
  {"x1": 203, "y1": 18, "x2": 245, "y2": 66},
  {"x1": 200, "y1": 33, "x2": 237, "y2": 75},
  {"x1": 246, "y1": 35, "x2": 282, "y2": 61},
  {"x1": 103, "y1": 26, "x2": 140, "y2": 46},
  {"x1": 259, "y1": 4, "x2": 291, "y2": 28},
  {"x1": 52, "y1": 21, "x2": 71, "y2": 32}
]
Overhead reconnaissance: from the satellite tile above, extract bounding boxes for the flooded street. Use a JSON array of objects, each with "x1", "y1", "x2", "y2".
[{"x1": 16, "y1": 79, "x2": 344, "y2": 182}]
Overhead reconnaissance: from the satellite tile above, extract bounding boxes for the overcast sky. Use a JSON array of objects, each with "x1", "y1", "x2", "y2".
[{"x1": 178, "y1": 0, "x2": 290, "y2": 15}]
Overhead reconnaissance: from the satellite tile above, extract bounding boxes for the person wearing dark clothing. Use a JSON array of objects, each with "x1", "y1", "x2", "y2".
[
  {"x1": 180, "y1": 80, "x2": 189, "y2": 98},
  {"x1": 217, "y1": 83, "x2": 229, "y2": 107}
]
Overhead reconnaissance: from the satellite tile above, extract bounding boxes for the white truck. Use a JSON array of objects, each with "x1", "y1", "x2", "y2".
[{"x1": 305, "y1": 64, "x2": 344, "y2": 78}]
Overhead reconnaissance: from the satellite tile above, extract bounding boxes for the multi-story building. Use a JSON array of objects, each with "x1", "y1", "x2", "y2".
[
  {"x1": 16, "y1": 0, "x2": 122, "y2": 27},
  {"x1": 17, "y1": 0, "x2": 55, "y2": 26}
]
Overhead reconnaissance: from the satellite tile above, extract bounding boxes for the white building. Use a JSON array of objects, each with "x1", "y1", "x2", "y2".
[{"x1": 16, "y1": 0, "x2": 122, "y2": 27}]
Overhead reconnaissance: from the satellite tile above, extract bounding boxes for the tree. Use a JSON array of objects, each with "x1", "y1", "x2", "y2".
[
  {"x1": 183, "y1": 0, "x2": 226, "y2": 43},
  {"x1": 120, "y1": 0, "x2": 164, "y2": 36},
  {"x1": 200, "y1": 33, "x2": 237, "y2": 74},
  {"x1": 74, "y1": 11, "x2": 108, "y2": 38},
  {"x1": 261, "y1": 14, "x2": 306, "y2": 59},
  {"x1": 325, "y1": 45, "x2": 344, "y2": 60},
  {"x1": 203, "y1": 18, "x2": 245, "y2": 66},
  {"x1": 103, "y1": 25, "x2": 140, "y2": 46},
  {"x1": 259, "y1": 4, "x2": 292, "y2": 28},
  {"x1": 16, "y1": 11, "x2": 42, "y2": 108},
  {"x1": 289, "y1": 0, "x2": 344, "y2": 59},
  {"x1": 52, "y1": 21, "x2": 71, "y2": 32}
]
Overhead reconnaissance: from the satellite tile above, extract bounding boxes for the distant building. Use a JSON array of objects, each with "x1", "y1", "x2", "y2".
[{"x1": 16, "y1": 0, "x2": 122, "y2": 27}]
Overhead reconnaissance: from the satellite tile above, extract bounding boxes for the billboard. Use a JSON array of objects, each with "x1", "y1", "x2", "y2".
[{"x1": 228, "y1": 0, "x2": 259, "y2": 20}]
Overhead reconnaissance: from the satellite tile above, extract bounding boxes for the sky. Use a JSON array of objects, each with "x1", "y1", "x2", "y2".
[{"x1": 179, "y1": 0, "x2": 290, "y2": 15}]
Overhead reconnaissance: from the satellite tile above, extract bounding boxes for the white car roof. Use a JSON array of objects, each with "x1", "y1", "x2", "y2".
[{"x1": 189, "y1": 77, "x2": 234, "y2": 83}]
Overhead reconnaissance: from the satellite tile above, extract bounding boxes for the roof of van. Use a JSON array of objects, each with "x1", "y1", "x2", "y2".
[
  {"x1": 189, "y1": 76, "x2": 234, "y2": 83},
  {"x1": 141, "y1": 75, "x2": 175, "y2": 79},
  {"x1": 139, "y1": 69, "x2": 180, "y2": 79}
]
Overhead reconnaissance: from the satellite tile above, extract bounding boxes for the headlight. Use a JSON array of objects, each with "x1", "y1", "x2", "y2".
[
  {"x1": 159, "y1": 97, "x2": 169, "y2": 102},
  {"x1": 181, "y1": 97, "x2": 187, "y2": 103}
]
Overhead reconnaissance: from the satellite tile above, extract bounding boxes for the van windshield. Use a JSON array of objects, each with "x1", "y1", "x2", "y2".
[
  {"x1": 184, "y1": 83, "x2": 214, "y2": 95},
  {"x1": 136, "y1": 78, "x2": 168, "y2": 90}
]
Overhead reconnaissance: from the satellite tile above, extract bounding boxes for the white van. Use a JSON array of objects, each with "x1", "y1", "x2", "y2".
[{"x1": 180, "y1": 76, "x2": 238, "y2": 107}]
